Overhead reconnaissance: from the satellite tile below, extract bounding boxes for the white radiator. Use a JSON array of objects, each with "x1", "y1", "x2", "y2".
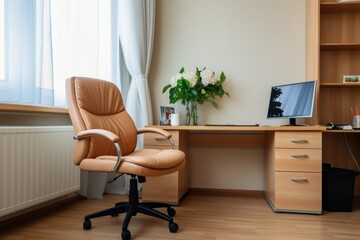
[{"x1": 0, "y1": 126, "x2": 80, "y2": 217}]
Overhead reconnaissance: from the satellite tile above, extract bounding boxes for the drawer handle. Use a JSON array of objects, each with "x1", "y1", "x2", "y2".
[
  {"x1": 290, "y1": 154, "x2": 308, "y2": 158},
  {"x1": 291, "y1": 139, "x2": 308, "y2": 143},
  {"x1": 153, "y1": 137, "x2": 176, "y2": 149},
  {"x1": 154, "y1": 137, "x2": 168, "y2": 141},
  {"x1": 290, "y1": 178, "x2": 308, "y2": 182}
]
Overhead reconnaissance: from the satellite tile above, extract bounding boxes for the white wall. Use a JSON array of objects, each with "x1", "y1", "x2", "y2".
[{"x1": 149, "y1": 0, "x2": 307, "y2": 190}]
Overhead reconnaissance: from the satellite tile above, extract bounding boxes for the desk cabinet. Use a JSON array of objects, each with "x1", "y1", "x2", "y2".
[
  {"x1": 266, "y1": 131, "x2": 322, "y2": 214},
  {"x1": 142, "y1": 130, "x2": 190, "y2": 205}
]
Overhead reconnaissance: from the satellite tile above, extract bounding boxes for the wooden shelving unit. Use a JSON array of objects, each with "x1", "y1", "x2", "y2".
[
  {"x1": 320, "y1": 43, "x2": 360, "y2": 50},
  {"x1": 319, "y1": 0, "x2": 360, "y2": 125},
  {"x1": 320, "y1": 83, "x2": 360, "y2": 88},
  {"x1": 307, "y1": 0, "x2": 360, "y2": 198}
]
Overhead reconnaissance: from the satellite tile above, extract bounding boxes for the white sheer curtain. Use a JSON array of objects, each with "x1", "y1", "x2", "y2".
[
  {"x1": 104, "y1": 0, "x2": 156, "y2": 196},
  {"x1": 118, "y1": 0, "x2": 155, "y2": 128},
  {"x1": 49, "y1": 0, "x2": 119, "y2": 106},
  {"x1": 36, "y1": 0, "x2": 54, "y2": 105},
  {"x1": 1, "y1": 0, "x2": 38, "y2": 103}
]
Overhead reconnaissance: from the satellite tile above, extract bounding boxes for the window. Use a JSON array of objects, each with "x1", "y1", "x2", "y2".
[{"x1": 0, "y1": 0, "x2": 119, "y2": 107}]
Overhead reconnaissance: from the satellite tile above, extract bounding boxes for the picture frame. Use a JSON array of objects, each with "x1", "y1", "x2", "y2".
[
  {"x1": 160, "y1": 106, "x2": 175, "y2": 125},
  {"x1": 343, "y1": 75, "x2": 360, "y2": 83}
]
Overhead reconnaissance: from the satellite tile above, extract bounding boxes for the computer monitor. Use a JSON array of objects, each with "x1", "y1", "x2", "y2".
[{"x1": 266, "y1": 80, "x2": 317, "y2": 126}]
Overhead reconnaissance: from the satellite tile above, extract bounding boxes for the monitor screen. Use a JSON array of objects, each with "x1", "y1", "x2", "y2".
[{"x1": 266, "y1": 80, "x2": 317, "y2": 126}]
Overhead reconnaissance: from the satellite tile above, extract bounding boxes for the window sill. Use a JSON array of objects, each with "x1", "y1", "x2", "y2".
[{"x1": 0, "y1": 103, "x2": 68, "y2": 114}]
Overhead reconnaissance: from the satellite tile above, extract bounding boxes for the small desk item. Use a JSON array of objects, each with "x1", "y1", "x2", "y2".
[
  {"x1": 143, "y1": 125, "x2": 326, "y2": 214},
  {"x1": 169, "y1": 113, "x2": 180, "y2": 126}
]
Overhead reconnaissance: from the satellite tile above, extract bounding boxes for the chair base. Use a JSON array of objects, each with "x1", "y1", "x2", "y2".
[{"x1": 82, "y1": 175, "x2": 179, "y2": 240}]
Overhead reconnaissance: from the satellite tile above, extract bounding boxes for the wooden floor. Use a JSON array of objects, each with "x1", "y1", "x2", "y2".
[{"x1": 1, "y1": 193, "x2": 360, "y2": 240}]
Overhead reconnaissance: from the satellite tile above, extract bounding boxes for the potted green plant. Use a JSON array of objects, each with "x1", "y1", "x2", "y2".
[{"x1": 162, "y1": 67, "x2": 229, "y2": 125}]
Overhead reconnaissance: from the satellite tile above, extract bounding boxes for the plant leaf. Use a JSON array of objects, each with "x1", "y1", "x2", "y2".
[
  {"x1": 162, "y1": 84, "x2": 171, "y2": 94},
  {"x1": 211, "y1": 101, "x2": 218, "y2": 108},
  {"x1": 220, "y1": 71, "x2": 226, "y2": 82}
]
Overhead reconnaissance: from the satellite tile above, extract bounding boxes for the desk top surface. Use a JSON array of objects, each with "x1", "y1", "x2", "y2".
[{"x1": 149, "y1": 125, "x2": 327, "y2": 132}]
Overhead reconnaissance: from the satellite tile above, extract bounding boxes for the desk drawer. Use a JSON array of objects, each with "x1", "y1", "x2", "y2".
[
  {"x1": 275, "y1": 172, "x2": 321, "y2": 212},
  {"x1": 275, "y1": 132, "x2": 321, "y2": 149},
  {"x1": 144, "y1": 130, "x2": 179, "y2": 147},
  {"x1": 275, "y1": 149, "x2": 322, "y2": 172}
]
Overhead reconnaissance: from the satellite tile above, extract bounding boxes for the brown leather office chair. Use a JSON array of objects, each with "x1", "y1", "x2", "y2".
[{"x1": 65, "y1": 76, "x2": 186, "y2": 240}]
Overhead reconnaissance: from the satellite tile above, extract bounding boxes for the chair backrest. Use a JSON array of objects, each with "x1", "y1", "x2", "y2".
[{"x1": 66, "y1": 76, "x2": 138, "y2": 165}]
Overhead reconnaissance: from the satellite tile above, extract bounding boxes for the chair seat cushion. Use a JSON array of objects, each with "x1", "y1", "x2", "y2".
[
  {"x1": 79, "y1": 149, "x2": 186, "y2": 177},
  {"x1": 121, "y1": 149, "x2": 185, "y2": 169}
]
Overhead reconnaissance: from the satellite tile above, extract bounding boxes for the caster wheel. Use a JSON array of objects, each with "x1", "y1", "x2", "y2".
[
  {"x1": 83, "y1": 219, "x2": 91, "y2": 230},
  {"x1": 169, "y1": 222, "x2": 178, "y2": 233},
  {"x1": 167, "y1": 207, "x2": 176, "y2": 217},
  {"x1": 121, "y1": 229, "x2": 131, "y2": 240}
]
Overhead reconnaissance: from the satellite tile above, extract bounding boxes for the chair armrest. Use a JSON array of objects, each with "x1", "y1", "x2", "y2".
[
  {"x1": 74, "y1": 129, "x2": 122, "y2": 172},
  {"x1": 137, "y1": 127, "x2": 176, "y2": 149},
  {"x1": 74, "y1": 129, "x2": 119, "y2": 142},
  {"x1": 137, "y1": 127, "x2": 172, "y2": 139}
]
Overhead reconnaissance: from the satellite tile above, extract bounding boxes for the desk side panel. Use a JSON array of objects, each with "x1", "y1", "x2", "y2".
[
  {"x1": 178, "y1": 130, "x2": 190, "y2": 200},
  {"x1": 265, "y1": 132, "x2": 275, "y2": 205},
  {"x1": 142, "y1": 130, "x2": 190, "y2": 204}
]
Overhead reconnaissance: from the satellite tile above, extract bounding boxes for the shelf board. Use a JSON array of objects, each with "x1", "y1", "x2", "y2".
[
  {"x1": 320, "y1": 83, "x2": 360, "y2": 88},
  {"x1": 324, "y1": 129, "x2": 360, "y2": 133},
  {"x1": 320, "y1": 43, "x2": 360, "y2": 50},
  {"x1": 321, "y1": 2, "x2": 360, "y2": 13}
]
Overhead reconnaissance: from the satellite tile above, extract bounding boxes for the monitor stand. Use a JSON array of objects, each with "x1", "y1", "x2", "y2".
[{"x1": 282, "y1": 118, "x2": 306, "y2": 126}]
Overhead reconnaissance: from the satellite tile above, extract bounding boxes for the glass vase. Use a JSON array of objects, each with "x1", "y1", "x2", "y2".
[{"x1": 186, "y1": 99, "x2": 198, "y2": 125}]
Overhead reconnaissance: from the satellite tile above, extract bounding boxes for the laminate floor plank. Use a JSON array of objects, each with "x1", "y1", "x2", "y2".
[{"x1": 1, "y1": 193, "x2": 359, "y2": 240}]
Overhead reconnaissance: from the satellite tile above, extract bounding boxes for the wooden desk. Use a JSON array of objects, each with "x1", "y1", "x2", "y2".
[{"x1": 143, "y1": 125, "x2": 326, "y2": 214}]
